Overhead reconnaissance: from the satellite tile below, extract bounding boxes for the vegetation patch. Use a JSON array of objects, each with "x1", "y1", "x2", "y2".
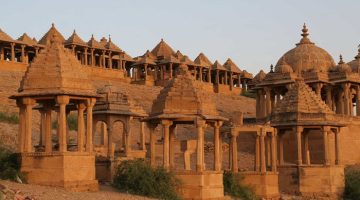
[
  {"x1": 241, "y1": 91, "x2": 256, "y2": 99},
  {"x1": 0, "y1": 112, "x2": 19, "y2": 124},
  {"x1": 0, "y1": 147, "x2": 25, "y2": 182},
  {"x1": 52, "y1": 113, "x2": 78, "y2": 131},
  {"x1": 113, "y1": 159, "x2": 181, "y2": 200},
  {"x1": 344, "y1": 166, "x2": 360, "y2": 200},
  {"x1": 223, "y1": 171, "x2": 258, "y2": 200}
]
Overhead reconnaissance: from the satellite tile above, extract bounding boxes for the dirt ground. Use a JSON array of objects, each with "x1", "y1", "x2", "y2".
[{"x1": 0, "y1": 180, "x2": 155, "y2": 200}]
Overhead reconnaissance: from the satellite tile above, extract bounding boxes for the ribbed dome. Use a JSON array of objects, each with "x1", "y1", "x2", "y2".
[
  {"x1": 253, "y1": 70, "x2": 267, "y2": 82},
  {"x1": 275, "y1": 58, "x2": 293, "y2": 73},
  {"x1": 275, "y1": 24, "x2": 335, "y2": 73},
  {"x1": 336, "y1": 55, "x2": 352, "y2": 73},
  {"x1": 348, "y1": 48, "x2": 360, "y2": 73}
]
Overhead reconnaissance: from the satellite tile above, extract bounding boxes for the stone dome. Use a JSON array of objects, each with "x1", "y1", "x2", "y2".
[
  {"x1": 336, "y1": 55, "x2": 352, "y2": 73},
  {"x1": 348, "y1": 48, "x2": 360, "y2": 73},
  {"x1": 275, "y1": 58, "x2": 293, "y2": 73},
  {"x1": 275, "y1": 24, "x2": 336, "y2": 73},
  {"x1": 253, "y1": 70, "x2": 267, "y2": 82}
]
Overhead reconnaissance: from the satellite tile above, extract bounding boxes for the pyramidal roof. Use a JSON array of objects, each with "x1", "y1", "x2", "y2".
[
  {"x1": 149, "y1": 64, "x2": 225, "y2": 120},
  {"x1": 212, "y1": 60, "x2": 227, "y2": 71},
  {"x1": 274, "y1": 79, "x2": 333, "y2": 115},
  {"x1": 65, "y1": 30, "x2": 87, "y2": 46},
  {"x1": 194, "y1": 53, "x2": 212, "y2": 67},
  {"x1": 38, "y1": 23, "x2": 65, "y2": 45},
  {"x1": 224, "y1": 58, "x2": 242, "y2": 73},
  {"x1": 94, "y1": 85, "x2": 147, "y2": 117},
  {"x1": 15, "y1": 33, "x2": 97, "y2": 98},
  {"x1": 87, "y1": 35, "x2": 103, "y2": 49},
  {"x1": 17, "y1": 33, "x2": 37, "y2": 46},
  {"x1": 105, "y1": 37, "x2": 122, "y2": 52},
  {"x1": 150, "y1": 39, "x2": 175, "y2": 59},
  {"x1": 0, "y1": 28, "x2": 14, "y2": 42}
]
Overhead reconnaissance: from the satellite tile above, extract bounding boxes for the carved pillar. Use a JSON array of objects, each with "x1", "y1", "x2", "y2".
[
  {"x1": 56, "y1": 96, "x2": 70, "y2": 152},
  {"x1": 255, "y1": 132, "x2": 260, "y2": 171},
  {"x1": 296, "y1": 126, "x2": 303, "y2": 165},
  {"x1": 35, "y1": 47, "x2": 39, "y2": 56},
  {"x1": 322, "y1": 126, "x2": 330, "y2": 165},
  {"x1": 356, "y1": 86, "x2": 360, "y2": 116},
  {"x1": 224, "y1": 71, "x2": 228, "y2": 85},
  {"x1": 0, "y1": 46, "x2": 4, "y2": 60},
  {"x1": 237, "y1": 74, "x2": 241, "y2": 88},
  {"x1": 208, "y1": 68, "x2": 211, "y2": 83},
  {"x1": 86, "y1": 98, "x2": 96, "y2": 152},
  {"x1": 256, "y1": 90, "x2": 261, "y2": 119},
  {"x1": 17, "y1": 101, "x2": 25, "y2": 153},
  {"x1": 326, "y1": 86, "x2": 333, "y2": 110},
  {"x1": 169, "y1": 125, "x2": 176, "y2": 169},
  {"x1": 39, "y1": 110, "x2": 46, "y2": 147},
  {"x1": 260, "y1": 129, "x2": 266, "y2": 173},
  {"x1": 230, "y1": 72, "x2": 233, "y2": 89},
  {"x1": 303, "y1": 132, "x2": 310, "y2": 165},
  {"x1": 77, "y1": 103, "x2": 86, "y2": 152},
  {"x1": 194, "y1": 66, "x2": 197, "y2": 80},
  {"x1": 125, "y1": 117, "x2": 132, "y2": 155},
  {"x1": 83, "y1": 47, "x2": 88, "y2": 66},
  {"x1": 343, "y1": 83, "x2": 351, "y2": 115},
  {"x1": 271, "y1": 130, "x2": 277, "y2": 172},
  {"x1": 169, "y1": 63, "x2": 173, "y2": 78},
  {"x1": 107, "y1": 125, "x2": 113, "y2": 158},
  {"x1": 199, "y1": 67, "x2": 203, "y2": 82},
  {"x1": 44, "y1": 108, "x2": 52, "y2": 153},
  {"x1": 278, "y1": 131, "x2": 284, "y2": 165},
  {"x1": 335, "y1": 128, "x2": 341, "y2": 165},
  {"x1": 214, "y1": 121, "x2": 223, "y2": 171},
  {"x1": 216, "y1": 70, "x2": 219, "y2": 84},
  {"x1": 23, "y1": 98, "x2": 36, "y2": 153},
  {"x1": 315, "y1": 83, "x2": 323, "y2": 97},
  {"x1": 108, "y1": 51, "x2": 112, "y2": 69},
  {"x1": 10, "y1": 43, "x2": 15, "y2": 62},
  {"x1": 196, "y1": 119, "x2": 206, "y2": 172},
  {"x1": 71, "y1": 45, "x2": 76, "y2": 56},
  {"x1": 140, "y1": 121, "x2": 146, "y2": 150},
  {"x1": 21, "y1": 45, "x2": 26, "y2": 63},
  {"x1": 265, "y1": 87, "x2": 271, "y2": 115},
  {"x1": 162, "y1": 120, "x2": 172, "y2": 169},
  {"x1": 101, "y1": 50, "x2": 106, "y2": 68},
  {"x1": 144, "y1": 64, "x2": 148, "y2": 79},
  {"x1": 230, "y1": 128, "x2": 238, "y2": 172},
  {"x1": 90, "y1": 48, "x2": 95, "y2": 66}
]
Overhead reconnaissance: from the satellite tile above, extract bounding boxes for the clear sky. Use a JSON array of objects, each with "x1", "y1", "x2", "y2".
[{"x1": 1, "y1": 0, "x2": 359, "y2": 74}]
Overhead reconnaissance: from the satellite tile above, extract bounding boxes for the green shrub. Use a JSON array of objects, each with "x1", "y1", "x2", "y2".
[
  {"x1": 0, "y1": 147, "x2": 25, "y2": 182},
  {"x1": 241, "y1": 91, "x2": 256, "y2": 99},
  {"x1": 113, "y1": 159, "x2": 181, "y2": 200},
  {"x1": 344, "y1": 167, "x2": 360, "y2": 200},
  {"x1": 223, "y1": 171, "x2": 258, "y2": 200},
  {"x1": 0, "y1": 112, "x2": 19, "y2": 124},
  {"x1": 52, "y1": 113, "x2": 78, "y2": 131}
]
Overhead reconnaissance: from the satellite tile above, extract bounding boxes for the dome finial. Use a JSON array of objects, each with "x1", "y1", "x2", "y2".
[
  {"x1": 51, "y1": 23, "x2": 55, "y2": 28},
  {"x1": 356, "y1": 45, "x2": 360, "y2": 59},
  {"x1": 339, "y1": 54, "x2": 344, "y2": 64},
  {"x1": 270, "y1": 64, "x2": 274, "y2": 73},
  {"x1": 73, "y1": 29, "x2": 76, "y2": 34},
  {"x1": 301, "y1": 23, "x2": 309, "y2": 38}
]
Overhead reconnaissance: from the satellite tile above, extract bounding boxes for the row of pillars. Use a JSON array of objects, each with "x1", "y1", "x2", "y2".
[
  {"x1": 230, "y1": 128, "x2": 277, "y2": 173},
  {"x1": 17, "y1": 96, "x2": 96, "y2": 154},
  {"x1": 277, "y1": 126, "x2": 341, "y2": 166},
  {"x1": 149, "y1": 119, "x2": 223, "y2": 172},
  {"x1": 0, "y1": 44, "x2": 39, "y2": 63}
]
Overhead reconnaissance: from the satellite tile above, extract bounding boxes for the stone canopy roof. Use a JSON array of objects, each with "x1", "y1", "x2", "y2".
[
  {"x1": 0, "y1": 28, "x2": 14, "y2": 43},
  {"x1": 194, "y1": 53, "x2": 213, "y2": 67},
  {"x1": 224, "y1": 58, "x2": 242, "y2": 73},
  {"x1": 12, "y1": 33, "x2": 97, "y2": 98},
  {"x1": 65, "y1": 30, "x2": 87, "y2": 46},
  {"x1": 94, "y1": 85, "x2": 147, "y2": 117},
  {"x1": 38, "y1": 23, "x2": 65, "y2": 45},
  {"x1": 17, "y1": 33, "x2": 38, "y2": 46},
  {"x1": 271, "y1": 78, "x2": 343, "y2": 127},
  {"x1": 151, "y1": 39, "x2": 175, "y2": 59},
  {"x1": 148, "y1": 63, "x2": 226, "y2": 121}
]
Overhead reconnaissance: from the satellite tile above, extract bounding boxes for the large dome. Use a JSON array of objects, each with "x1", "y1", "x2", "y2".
[{"x1": 275, "y1": 24, "x2": 336, "y2": 73}]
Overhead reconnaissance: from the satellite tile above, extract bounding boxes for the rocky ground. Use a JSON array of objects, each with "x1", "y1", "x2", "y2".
[{"x1": 0, "y1": 180, "x2": 154, "y2": 200}]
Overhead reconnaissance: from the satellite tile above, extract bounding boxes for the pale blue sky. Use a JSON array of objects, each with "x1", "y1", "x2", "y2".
[{"x1": 1, "y1": 0, "x2": 359, "y2": 74}]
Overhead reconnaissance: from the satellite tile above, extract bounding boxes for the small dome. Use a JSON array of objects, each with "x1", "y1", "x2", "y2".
[
  {"x1": 253, "y1": 70, "x2": 267, "y2": 82},
  {"x1": 275, "y1": 59, "x2": 293, "y2": 73},
  {"x1": 348, "y1": 48, "x2": 360, "y2": 73},
  {"x1": 275, "y1": 24, "x2": 335, "y2": 73},
  {"x1": 336, "y1": 55, "x2": 352, "y2": 73}
]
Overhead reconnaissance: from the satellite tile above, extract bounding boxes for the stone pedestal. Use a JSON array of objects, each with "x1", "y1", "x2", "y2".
[
  {"x1": 21, "y1": 153, "x2": 98, "y2": 192},
  {"x1": 241, "y1": 172, "x2": 279, "y2": 200},
  {"x1": 278, "y1": 165, "x2": 344, "y2": 198},
  {"x1": 175, "y1": 171, "x2": 224, "y2": 200}
]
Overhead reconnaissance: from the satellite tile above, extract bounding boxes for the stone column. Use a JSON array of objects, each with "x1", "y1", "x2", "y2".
[
  {"x1": 343, "y1": 83, "x2": 351, "y2": 115},
  {"x1": 108, "y1": 51, "x2": 112, "y2": 69},
  {"x1": 216, "y1": 70, "x2": 219, "y2": 84},
  {"x1": 86, "y1": 98, "x2": 96, "y2": 152},
  {"x1": 140, "y1": 121, "x2": 146, "y2": 150},
  {"x1": 260, "y1": 129, "x2": 266, "y2": 173},
  {"x1": 10, "y1": 43, "x2": 15, "y2": 62},
  {"x1": 208, "y1": 68, "x2": 211, "y2": 83},
  {"x1": 315, "y1": 83, "x2": 323, "y2": 97},
  {"x1": 169, "y1": 63, "x2": 173, "y2": 78},
  {"x1": 169, "y1": 125, "x2": 176, "y2": 169},
  {"x1": 21, "y1": 45, "x2": 26, "y2": 63},
  {"x1": 144, "y1": 64, "x2": 148, "y2": 80},
  {"x1": 214, "y1": 121, "x2": 223, "y2": 171},
  {"x1": 256, "y1": 90, "x2": 261, "y2": 119},
  {"x1": 149, "y1": 124, "x2": 157, "y2": 167},
  {"x1": 271, "y1": 130, "x2": 277, "y2": 172},
  {"x1": 230, "y1": 128, "x2": 238, "y2": 172},
  {"x1": 296, "y1": 127, "x2": 303, "y2": 165},
  {"x1": 255, "y1": 132, "x2": 260, "y2": 171},
  {"x1": 335, "y1": 128, "x2": 341, "y2": 165},
  {"x1": 71, "y1": 45, "x2": 76, "y2": 55},
  {"x1": 90, "y1": 48, "x2": 95, "y2": 66},
  {"x1": 39, "y1": 110, "x2": 46, "y2": 146},
  {"x1": 194, "y1": 66, "x2": 197, "y2": 80},
  {"x1": 107, "y1": 125, "x2": 113, "y2": 158},
  {"x1": 101, "y1": 50, "x2": 106, "y2": 68},
  {"x1": 44, "y1": 108, "x2": 52, "y2": 153},
  {"x1": 224, "y1": 71, "x2": 228, "y2": 85},
  {"x1": 23, "y1": 98, "x2": 36, "y2": 153},
  {"x1": 265, "y1": 87, "x2": 271, "y2": 115},
  {"x1": 356, "y1": 86, "x2": 360, "y2": 116},
  {"x1": 242, "y1": 80, "x2": 246, "y2": 92},
  {"x1": 196, "y1": 119, "x2": 206, "y2": 172},
  {"x1": 322, "y1": 126, "x2": 330, "y2": 165},
  {"x1": 326, "y1": 86, "x2": 333, "y2": 110},
  {"x1": 230, "y1": 72, "x2": 233, "y2": 89},
  {"x1": 77, "y1": 103, "x2": 86, "y2": 152},
  {"x1": 0, "y1": 46, "x2": 4, "y2": 60},
  {"x1": 303, "y1": 132, "x2": 310, "y2": 165},
  {"x1": 162, "y1": 120, "x2": 172, "y2": 169},
  {"x1": 56, "y1": 96, "x2": 70, "y2": 153},
  {"x1": 237, "y1": 74, "x2": 241, "y2": 88},
  {"x1": 84, "y1": 47, "x2": 88, "y2": 66},
  {"x1": 199, "y1": 67, "x2": 203, "y2": 82},
  {"x1": 16, "y1": 100, "x2": 25, "y2": 153},
  {"x1": 125, "y1": 117, "x2": 133, "y2": 155},
  {"x1": 266, "y1": 137, "x2": 271, "y2": 167},
  {"x1": 35, "y1": 47, "x2": 39, "y2": 56}
]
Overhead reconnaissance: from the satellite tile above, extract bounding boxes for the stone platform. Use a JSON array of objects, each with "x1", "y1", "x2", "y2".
[
  {"x1": 20, "y1": 152, "x2": 98, "y2": 192},
  {"x1": 241, "y1": 171, "x2": 279, "y2": 200},
  {"x1": 175, "y1": 170, "x2": 225, "y2": 200}
]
